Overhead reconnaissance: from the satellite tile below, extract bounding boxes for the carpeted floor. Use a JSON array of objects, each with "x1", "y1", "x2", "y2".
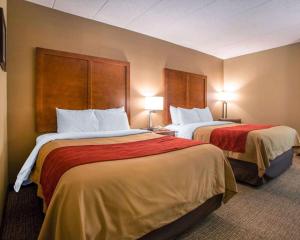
[{"x1": 1, "y1": 156, "x2": 300, "y2": 240}]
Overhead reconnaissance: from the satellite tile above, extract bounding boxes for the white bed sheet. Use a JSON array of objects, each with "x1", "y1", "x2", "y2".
[
  {"x1": 14, "y1": 129, "x2": 149, "y2": 192},
  {"x1": 165, "y1": 121, "x2": 232, "y2": 139}
]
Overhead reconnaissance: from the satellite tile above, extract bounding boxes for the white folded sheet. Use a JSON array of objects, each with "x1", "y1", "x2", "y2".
[{"x1": 165, "y1": 121, "x2": 232, "y2": 139}]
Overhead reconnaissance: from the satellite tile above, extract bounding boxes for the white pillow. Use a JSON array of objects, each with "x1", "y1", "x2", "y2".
[
  {"x1": 170, "y1": 106, "x2": 180, "y2": 125},
  {"x1": 94, "y1": 110, "x2": 130, "y2": 131},
  {"x1": 56, "y1": 109, "x2": 99, "y2": 133},
  {"x1": 194, "y1": 107, "x2": 213, "y2": 122},
  {"x1": 177, "y1": 107, "x2": 201, "y2": 125}
]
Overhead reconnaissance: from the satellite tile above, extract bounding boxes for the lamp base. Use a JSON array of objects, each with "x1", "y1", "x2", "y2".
[
  {"x1": 148, "y1": 110, "x2": 153, "y2": 129},
  {"x1": 222, "y1": 101, "x2": 228, "y2": 119}
]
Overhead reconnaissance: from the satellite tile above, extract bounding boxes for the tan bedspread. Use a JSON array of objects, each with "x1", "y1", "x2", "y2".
[
  {"x1": 30, "y1": 133, "x2": 237, "y2": 240},
  {"x1": 193, "y1": 124, "x2": 300, "y2": 176}
]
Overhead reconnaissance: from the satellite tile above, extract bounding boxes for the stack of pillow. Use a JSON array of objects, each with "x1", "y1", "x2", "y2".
[
  {"x1": 56, "y1": 107, "x2": 130, "y2": 133},
  {"x1": 170, "y1": 106, "x2": 213, "y2": 125}
]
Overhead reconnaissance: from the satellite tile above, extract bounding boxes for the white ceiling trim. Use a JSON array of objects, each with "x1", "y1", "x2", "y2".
[{"x1": 26, "y1": 0, "x2": 300, "y2": 59}]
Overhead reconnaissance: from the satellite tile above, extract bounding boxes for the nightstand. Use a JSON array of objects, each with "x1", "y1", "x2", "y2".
[
  {"x1": 150, "y1": 129, "x2": 177, "y2": 136},
  {"x1": 219, "y1": 118, "x2": 242, "y2": 124}
]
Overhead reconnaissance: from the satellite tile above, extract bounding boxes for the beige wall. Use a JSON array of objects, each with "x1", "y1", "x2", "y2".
[
  {"x1": 224, "y1": 43, "x2": 300, "y2": 133},
  {"x1": 7, "y1": 0, "x2": 223, "y2": 182},
  {"x1": 0, "y1": 0, "x2": 7, "y2": 225}
]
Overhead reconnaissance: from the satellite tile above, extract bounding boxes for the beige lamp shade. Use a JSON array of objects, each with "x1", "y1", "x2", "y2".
[
  {"x1": 144, "y1": 96, "x2": 164, "y2": 111},
  {"x1": 217, "y1": 91, "x2": 234, "y2": 102}
]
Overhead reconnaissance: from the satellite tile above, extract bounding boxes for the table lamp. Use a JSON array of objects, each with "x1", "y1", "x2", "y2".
[
  {"x1": 144, "y1": 96, "x2": 163, "y2": 130},
  {"x1": 218, "y1": 91, "x2": 234, "y2": 118}
]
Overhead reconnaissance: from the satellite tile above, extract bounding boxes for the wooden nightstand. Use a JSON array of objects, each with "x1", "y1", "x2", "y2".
[
  {"x1": 219, "y1": 118, "x2": 242, "y2": 124},
  {"x1": 149, "y1": 129, "x2": 177, "y2": 136}
]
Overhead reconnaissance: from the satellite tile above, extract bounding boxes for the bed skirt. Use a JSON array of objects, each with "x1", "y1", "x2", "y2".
[
  {"x1": 140, "y1": 194, "x2": 223, "y2": 240},
  {"x1": 229, "y1": 148, "x2": 293, "y2": 186}
]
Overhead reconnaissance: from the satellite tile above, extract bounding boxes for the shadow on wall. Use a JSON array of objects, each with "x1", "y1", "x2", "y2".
[{"x1": 222, "y1": 77, "x2": 292, "y2": 125}]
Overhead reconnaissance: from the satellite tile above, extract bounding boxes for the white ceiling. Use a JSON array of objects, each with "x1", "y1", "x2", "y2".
[{"x1": 26, "y1": 0, "x2": 300, "y2": 59}]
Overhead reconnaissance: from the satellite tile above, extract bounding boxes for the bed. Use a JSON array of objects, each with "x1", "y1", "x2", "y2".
[
  {"x1": 13, "y1": 48, "x2": 237, "y2": 240},
  {"x1": 164, "y1": 68, "x2": 300, "y2": 186}
]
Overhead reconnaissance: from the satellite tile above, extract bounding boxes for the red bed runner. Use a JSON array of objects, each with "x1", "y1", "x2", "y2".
[
  {"x1": 210, "y1": 124, "x2": 274, "y2": 153},
  {"x1": 40, "y1": 136, "x2": 203, "y2": 206}
]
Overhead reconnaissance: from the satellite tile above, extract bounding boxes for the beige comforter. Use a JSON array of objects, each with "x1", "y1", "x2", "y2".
[
  {"x1": 31, "y1": 133, "x2": 237, "y2": 240},
  {"x1": 193, "y1": 124, "x2": 300, "y2": 176}
]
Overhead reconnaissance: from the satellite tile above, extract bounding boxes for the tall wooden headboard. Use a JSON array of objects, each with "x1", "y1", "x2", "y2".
[
  {"x1": 164, "y1": 68, "x2": 207, "y2": 124},
  {"x1": 36, "y1": 48, "x2": 130, "y2": 133}
]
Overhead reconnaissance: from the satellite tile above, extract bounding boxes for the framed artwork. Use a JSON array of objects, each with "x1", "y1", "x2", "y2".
[{"x1": 0, "y1": 8, "x2": 6, "y2": 71}]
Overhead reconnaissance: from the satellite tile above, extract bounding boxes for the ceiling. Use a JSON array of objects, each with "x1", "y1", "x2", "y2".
[{"x1": 26, "y1": 0, "x2": 300, "y2": 59}]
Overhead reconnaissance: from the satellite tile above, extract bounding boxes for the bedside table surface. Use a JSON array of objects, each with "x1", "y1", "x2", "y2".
[
  {"x1": 153, "y1": 129, "x2": 175, "y2": 133},
  {"x1": 146, "y1": 128, "x2": 177, "y2": 136}
]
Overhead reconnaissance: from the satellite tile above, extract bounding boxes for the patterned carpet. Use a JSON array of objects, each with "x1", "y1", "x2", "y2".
[
  {"x1": 1, "y1": 156, "x2": 299, "y2": 240},
  {"x1": 178, "y1": 156, "x2": 300, "y2": 240}
]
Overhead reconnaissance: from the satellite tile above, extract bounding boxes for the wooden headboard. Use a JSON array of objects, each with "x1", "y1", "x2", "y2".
[
  {"x1": 164, "y1": 68, "x2": 207, "y2": 124},
  {"x1": 36, "y1": 48, "x2": 130, "y2": 133}
]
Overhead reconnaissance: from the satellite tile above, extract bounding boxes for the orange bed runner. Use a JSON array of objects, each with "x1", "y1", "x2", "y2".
[
  {"x1": 210, "y1": 124, "x2": 274, "y2": 153},
  {"x1": 40, "y1": 136, "x2": 204, "y2": 206}
]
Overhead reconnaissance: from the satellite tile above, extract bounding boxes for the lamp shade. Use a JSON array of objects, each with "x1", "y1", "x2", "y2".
[
  {"x1": 217, "y1": 91, "x2": 234, "y2": 102},
  {"x1": 144, "y1": 96, "x2": 163, "y2": 110}
]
